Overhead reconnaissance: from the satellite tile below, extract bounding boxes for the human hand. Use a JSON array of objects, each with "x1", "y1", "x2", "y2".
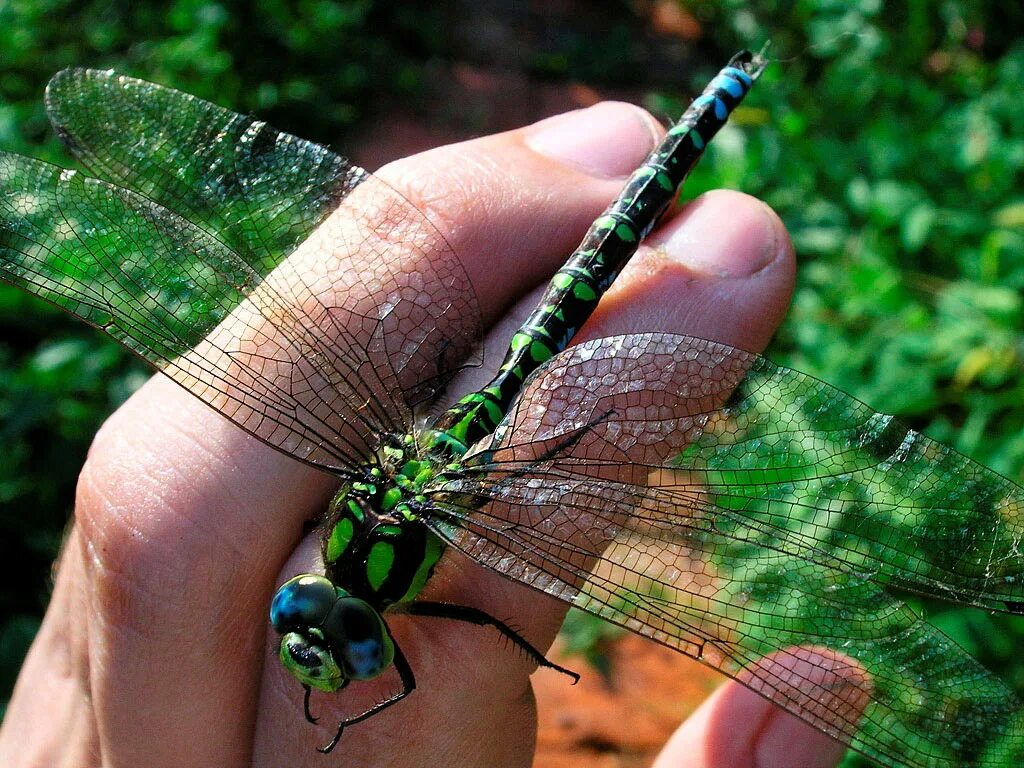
[{"x1": 1, "y1": 100, "x2": 861, "y2": 767}]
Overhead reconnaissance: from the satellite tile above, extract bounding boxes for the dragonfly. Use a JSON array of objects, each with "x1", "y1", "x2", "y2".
[{"x1": 2, "y1": 49, "x2": 1024, "y2": 768}]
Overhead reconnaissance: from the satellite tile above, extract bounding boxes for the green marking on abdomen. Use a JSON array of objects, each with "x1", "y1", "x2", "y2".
[
  {"x1": 367, "y1": 541, "x2": 395, "y2": 591},
  {"x1": 401, "y1": 533, "x2": 444, "y2": 602},
  {"x1": 429, "y1": 52, "x2": 760, "y2": 454}
]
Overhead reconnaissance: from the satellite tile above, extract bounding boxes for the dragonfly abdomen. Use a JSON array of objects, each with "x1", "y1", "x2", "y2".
[{"x1": 430, "y1": 50, "x2": 765, "y2": 454}]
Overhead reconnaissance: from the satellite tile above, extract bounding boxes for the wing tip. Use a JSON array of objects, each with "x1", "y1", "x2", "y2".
[
  {"x1": 45, "y1": 68, "x2": 127, "y2": 159},
  {"x1": 45, "y1": 67, "x2": 129, "y2": 111}
]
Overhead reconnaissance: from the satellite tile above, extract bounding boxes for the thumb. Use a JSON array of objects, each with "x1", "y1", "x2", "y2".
[{"x1": 652, "y1": 648, "x2": 871, "y2": 768}]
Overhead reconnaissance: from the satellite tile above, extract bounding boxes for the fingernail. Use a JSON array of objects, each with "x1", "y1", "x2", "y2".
[
  {"x1": 660, "y1": 192, "x2": 785, "y2": 277},
  {"x1": 526, "y1": 102, "x2": 659, "y2": 179}
]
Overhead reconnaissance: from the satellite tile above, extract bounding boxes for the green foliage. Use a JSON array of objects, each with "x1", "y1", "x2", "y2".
[
  {"x1": 2, "y1": 1, "x2": 1023, "y2": 759},
  {"x1": 715, "y1": 12, "x2": 1024, "y2": 745},
  {"x1": 566, "y1": 4, "x2": 1024, "y2": 765}
]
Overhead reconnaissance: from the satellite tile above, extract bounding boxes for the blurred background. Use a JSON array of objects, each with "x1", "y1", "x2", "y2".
[{"x1": 1, "y1": 1, "x2": 1022, "y2": 765}]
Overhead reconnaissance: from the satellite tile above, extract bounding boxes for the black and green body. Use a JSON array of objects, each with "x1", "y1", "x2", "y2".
[
  {"x1": 5, "y1": 50, "x2": 1024, "y2": 768},
  {"x1": 431, "y1": 55, "x2": 758, "y2": 453},
  {"x1": 324, "y1": 50, "x2": 762, "y2": 594},
  {"x1": 271, "y1": 54, "x2": 763, "y2": 744}
]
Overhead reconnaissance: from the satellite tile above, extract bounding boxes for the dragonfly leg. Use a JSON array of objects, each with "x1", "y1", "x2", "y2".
[
  {"x1": 393, "y1": 600, "x2": 580, "y2": 683},
  {"x1": 317, "y1": 643, "x2": 416, "y2": 754},
  {"x1": 302, "y1": 684, "x2": 317, "y2": 724}
]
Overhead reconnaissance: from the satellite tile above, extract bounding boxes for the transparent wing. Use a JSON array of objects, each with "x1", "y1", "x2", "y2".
[
  {"x1": 426, "y1": 332, "x2": 1024, "y2": 767},
  {"x1": 0, "y1": 151, "x2": 475, "y2": 472},
  {"x1": 45, "y1": 67, "x2": 355, "y2": 276},
  {"x1": 1, "y1": 70, "x2": 483, "y2": 471},
  {"x1": 475, "y1": 333, "x2": 1024, "y2": 611}
]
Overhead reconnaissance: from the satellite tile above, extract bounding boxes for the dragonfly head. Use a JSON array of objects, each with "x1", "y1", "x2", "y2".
[{"x1": 270, "y1": 574, "x2": 395, "y2": 691}]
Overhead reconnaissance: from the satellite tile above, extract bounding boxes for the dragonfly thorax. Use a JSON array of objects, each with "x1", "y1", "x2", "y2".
[{"x1": 321, "y1": 450, "x2": 446, "y2": 610}]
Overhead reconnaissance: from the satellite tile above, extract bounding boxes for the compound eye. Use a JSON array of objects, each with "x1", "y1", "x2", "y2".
[
  {"x1": 278, "y1": 631, "x2": 345, "y2": 692},
  {"x1": 322, "y1": 597, "x2": 395, "y2": 681},
  {"x1": 270, "y1": 574, "x2": 338, "y2": 633}
]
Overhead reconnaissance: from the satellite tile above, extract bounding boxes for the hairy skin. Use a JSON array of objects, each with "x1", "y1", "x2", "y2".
[{"x1": 1, "y1": 99, "x2": 861, "y2": 768}]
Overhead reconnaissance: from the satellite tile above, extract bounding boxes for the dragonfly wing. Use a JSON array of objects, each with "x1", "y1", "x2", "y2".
[
  {"x1": 46, "y1": 68, "x2": 356, "y2": 277},
  {"x1": 473, "y1": 332, "x2": 1024, "y2": 611},
  {"x1": 0, "y1": 152, "x2": 452, "y2": 472},
  {"x1": 427, "y1": 332, "x2": 1024, "y2": 767},
  {"x1": 432, "y1": 485, "x2": 1020, "y2": 766},
  {"x1": 43, "y1": 67, "x2": 481, "y2": 411}
]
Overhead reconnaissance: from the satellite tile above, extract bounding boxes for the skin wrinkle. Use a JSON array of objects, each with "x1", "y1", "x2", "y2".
[
  {"x1": 77, "y1": 399, "x2": 278, "y2": 764},
  {"x1": 748, "y1": 699, "x2": 781, "y2": 768},
  {"x1": 375, "y1": 132, "x2": 658, "y2": 327},
  {"x1": 76, "y1": 473, "x2": 192, "y2": 628},
  {"x1": 77, "y1": 536, "x2": 111, "y2": 768},
  {"x1": 36, "y1": 547, "x2": 91, "y2": 766},
  {"x1": 85, "y1": 386, "x2": 322, "y2": 587},
  {"x1": 376, "y1": 146, "x2": 540, "y2": 262}
]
